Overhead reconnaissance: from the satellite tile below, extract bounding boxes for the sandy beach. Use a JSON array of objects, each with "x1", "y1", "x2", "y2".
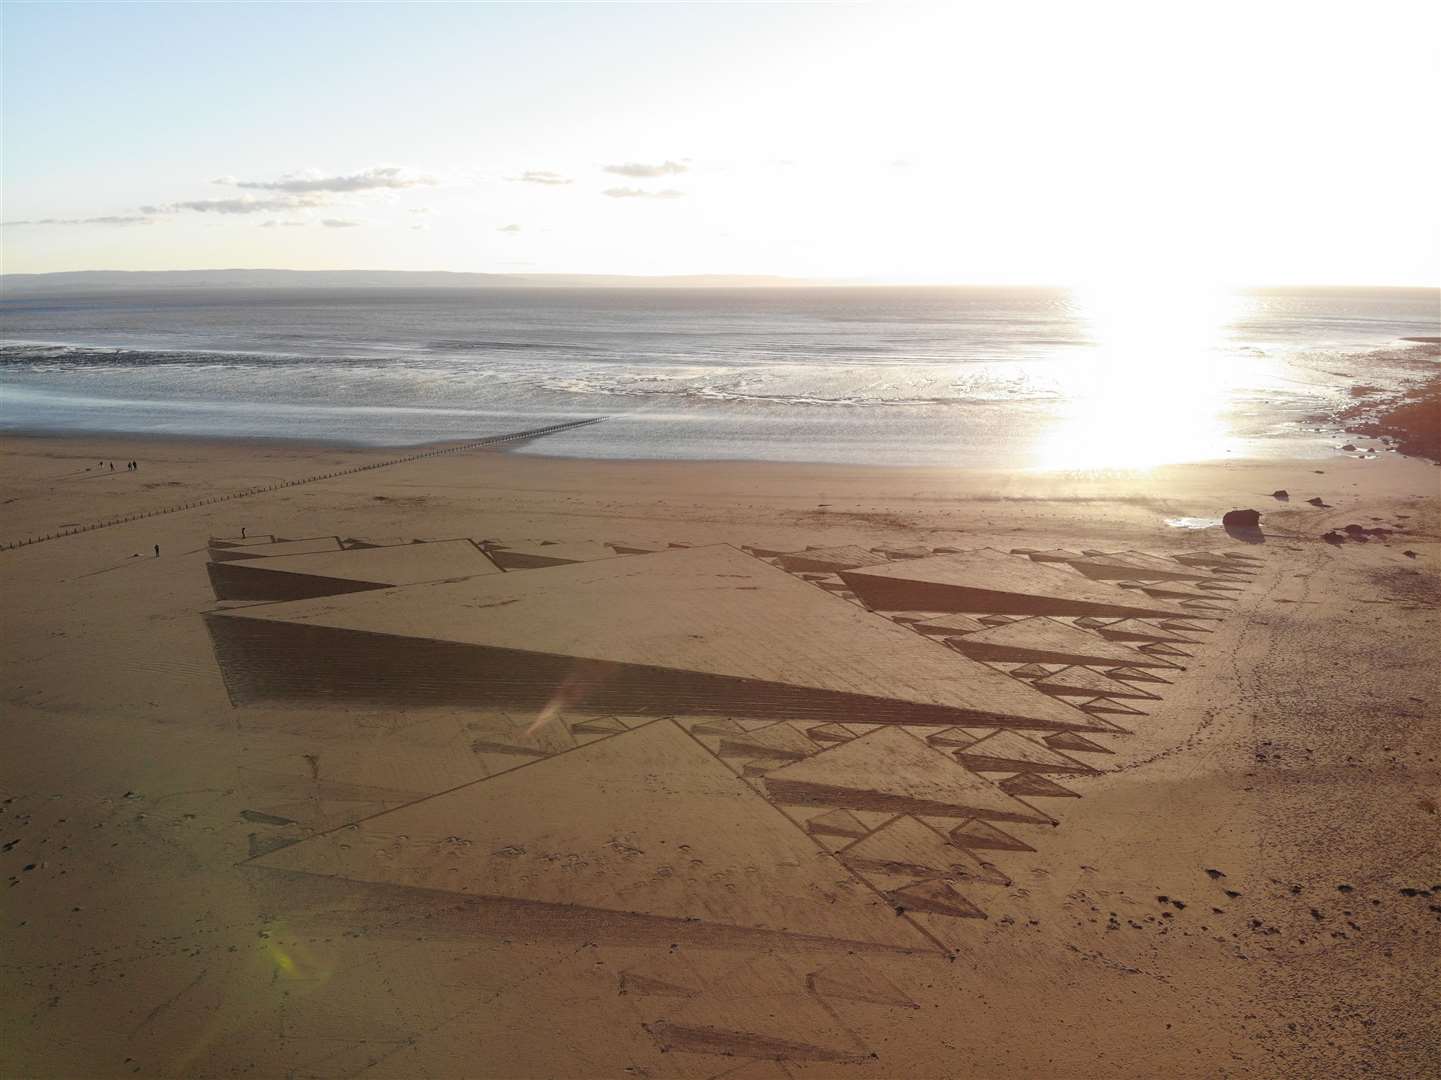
[{"x1": 1, "y1": 430, "x2": 1437, "y2": 1079}]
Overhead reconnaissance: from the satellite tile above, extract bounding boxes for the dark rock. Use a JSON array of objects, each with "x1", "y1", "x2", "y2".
[
  {"x1": 1322, "y1": 531, "x2": 1346, "y2": 545},
  {"x1": 1404, "y1": 550, "x2": 1418, "y2": 558},
  {"x1": 1341, "y1": 443, "x2": 1358, "y2": 451},
  {"x1": 1306, "y1": 497, "x2": 1329, "y2": 507},
  {"x1": 1222, "y1": 509, "x2": 1261, "y2": 528},
  {"x1": 1272, "y1": 490, "x2": 1289, "y2": 500}
]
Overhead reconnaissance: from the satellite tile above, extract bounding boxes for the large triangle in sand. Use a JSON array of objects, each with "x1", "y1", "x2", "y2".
[
  {"x1": 774, "y1": 545, "x2": 887, "y2": 574},
  {"x1": 808, "y1": 957, "x2": 919, "y2": 1009},
  {"x1": 250, "y1": 720, "x2": 929, "y2": 951},
  {"x1": 947, "y1": 616, "x2": 1177, "y2": 669},
  {"x1": 207, "y1": 539, "x2": 500, "y2": 601},
  {"x1": 646, "y1": 955, "x2": 868, "y2": 1063},
  {"x1": 206, "y1": 544, "x2": 1086, "y2": 732},
  {"x1": 763, "y1": 727, "x2": 1053, "y2": 825},
  {"x1": 1031, "y1": 666, "x2": 1161, "y2": 701},
  {"x1": 947, "y1": 818, "x2": 1037, "y2": 853},
  {"x1": 1065, "y1": 551, "x2": 1216, "y2": 583},
  {"x1": 839, "y1": 815, "x2": 1010, "y2": 885},
  {"x1": 956, "y1": 730, "x2": 1097, "y2": 775},
  {"x1": 838, "y1": 548, "x2": 1192, "y2": 619}
]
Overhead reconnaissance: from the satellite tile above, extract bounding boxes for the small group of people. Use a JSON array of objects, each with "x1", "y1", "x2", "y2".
[{"x1": 98, "y1": 460, "x2": 139, "y2": 471}]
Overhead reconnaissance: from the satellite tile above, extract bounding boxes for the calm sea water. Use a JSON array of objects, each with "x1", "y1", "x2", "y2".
[{"x1": 1, "y1": 286, "x2": 1436, "y2": 467}]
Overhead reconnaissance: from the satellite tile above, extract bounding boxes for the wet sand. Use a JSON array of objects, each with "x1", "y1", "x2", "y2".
[{"x1": 1, "y1": 432, "x2": 1438, "y2": 1079}]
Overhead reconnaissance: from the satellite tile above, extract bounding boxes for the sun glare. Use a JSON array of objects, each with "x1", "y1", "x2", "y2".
[{"x1": 1033, "y1": 276, "x2": 1252, "y2": 471}]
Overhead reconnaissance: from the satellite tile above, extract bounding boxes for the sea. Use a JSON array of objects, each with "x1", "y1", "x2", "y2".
[{"x1": 1, "y1": 285, "x2": 1436, "y2": 469}]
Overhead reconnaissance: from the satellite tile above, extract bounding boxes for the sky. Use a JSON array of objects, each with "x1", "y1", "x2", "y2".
[{"x1": 3, "y1": 0, "x2": 1439, "y2": 285}]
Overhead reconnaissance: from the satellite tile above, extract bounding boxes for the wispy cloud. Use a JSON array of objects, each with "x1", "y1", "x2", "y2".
[
  {"x1": 260, "y1": 220, "x2": 308, "y2": 228},
  {"x1": 321, "y1": 218, "x2": 362, "y2": 228},
  {"x1": 603, "y1": 160, "x2": 688, "y2": 178},
  {"x1": 601, "y1": 187, "x2": 685, "y2": 199},
  {"x1": 218, "y1": 166, "x2": 436, "y2": 193},
  {"x1": 2, "y1": 215, "x2": 154, "y2": 226},
  {"x1": 144, "y1": 195, "x2": 329, "y2": 215},
  {"x1": 510, "y1": 170, "x2": 572, "y2": 186},
  {"x1": 497, "y1": 223, "x2": 523, "y2": 232}
]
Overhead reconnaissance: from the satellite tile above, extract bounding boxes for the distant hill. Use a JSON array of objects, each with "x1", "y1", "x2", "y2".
[{"x1": 0, "y1": 268, "x2": 822, "y2": 295}]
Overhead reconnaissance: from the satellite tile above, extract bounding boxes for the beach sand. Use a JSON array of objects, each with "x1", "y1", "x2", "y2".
[{"x1": 1, "y1": 432, "x2": 1438, "y2": 1079}]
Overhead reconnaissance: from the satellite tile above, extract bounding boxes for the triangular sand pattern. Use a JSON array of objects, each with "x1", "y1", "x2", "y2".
[
  {"x1": 925, "y1": 726, "x2": 986, "y2": 749},
  {"x1": 773, "y1": 545, "x2": 887, "y2": 573},
  {"x1": 1065, "y1": 552, "x2": 1215, "y2": 583},
  {"x1": 207, "y1": 539, "x2": 500, "y2": 601},
  {"x1": 1007, "y1": 663, "x2": 1054, "y2": 679},
  {"x1": 1197, "y1": 581, "x2": 1245, "y2": 592},
  {"x1": 1043, "y1": 731, "x2": 1114, "y2": 755},
  {"x1": 956, "y1": 730, "x2": 1097, "y2": 775},
  {"x1": 1080, "y1": 698, "x2": 1146, "y2": 717},
  {"x1": 763, "y1": 728, "x2": 1052, "y2": 825},
  {"x1": 719, "y1": 723, "x2": 821, "y2": 761},
  {"x1": 808, "y1": 958, "x2": 919, "y2": 1009},
  {"x1": 806, "y1": 808, "x2": 870, "y2": 840},
  {"x1": 1104, "y1": 666, "x2": 1171, "y2": 683},
  {"x1": 1095, "y1": 619, "x2": 1201, "y2": 645},
  {"x1": 208, "y1": 545, "x2": 1086, "y2": 732},
  {"x1": 1140, "y1": 642, "x2": 1192, "y2": 657},
  {"x1": 646, "y1": 954, "x2": 868, "y2": 1063},
  {"x1": 947, "y1": 615, "x2": 1177, "y2": 669},
  {"x1": 252, "y1": 721, "x2": 930, "y2": 951},
  {"x1": 839, "y1": 816, "x2": 1010, "y2": 885},
  {"x1": 838, "y1": 548, "x2": 1192, "y2": 619},
  {"x1": 208, "y1": 536, "x2": 342, "y2": 562},
  {"x1": 889, "y1": 879, "x2": 987, "y2": 919},
  {"x1": 805, "y1": 722, "x2": 859, "y2": 744},
  {"x1": 688, "y1": 718, "x2": 746, "y2": 738},
  {"x1": 1015, "y1": 548, "x2": 1084, "y2": 563},
  {"x1": 909, "y1": 613, "x2": 989, "y2": 636},
  {"x1": 485, "y1": 539, "x2": 620, "y2": 570},
  {"x1": 1000, "y1": 773, "x2": 1081, "y2": 798},
  {"x1": 947, "y1": 818, "x2": 1037, "y2": 853},
  {"x1": 571, "y1": 715, "x2": 628, "y2": 736},
  {"x1": 1031, "y1": 666, "x2": 1161, "y2": 700},
  {"x1": 979, "y1": 614, "x2": 1020, "y2": 627},
  {"x1": 1120, "y1": 583, "x2": 1234, "y2": 603}
]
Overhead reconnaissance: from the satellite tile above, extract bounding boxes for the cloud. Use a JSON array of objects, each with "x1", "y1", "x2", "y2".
[
  {"x1": 144, "y1": 195, "x2": 329, "y2": 215},
  {"x1": 603, "y1": 160, "x2": 688, "y2": 178},
  {"x1": 321, "y1": 218, "x2": 362, "y2": 228},
  {"x1": 509, "y1": 170, "x2": 572, "y2": 186},
  {"x1": 408, "y1": 207, "x2": 432, "y2": 215},
  {"x1": 260, "y1": 220, "x2": 308, "y2": 228},
  {"x1": 601, "y1": 187, "x2": 685, "y2": 199},
  {"x1": 2, "y1": 215, "x2": 154, "y2": 226},
  {"x1": 497, "y1": 223, "x2": 522, "y2": 232},
  {"x1": 221, "y1": 166, "x2": 436, "y2": 194}
]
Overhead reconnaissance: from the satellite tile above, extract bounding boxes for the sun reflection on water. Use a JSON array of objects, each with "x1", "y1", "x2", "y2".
[{"x1": 1033, "y1": 281, "x2": 1254, "y2": 471}]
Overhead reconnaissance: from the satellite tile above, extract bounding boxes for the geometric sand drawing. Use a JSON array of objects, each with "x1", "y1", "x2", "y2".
[
  {"x1": 206, "y1": 545, "x2": 1090, "y2": 731},
  {"x1": 208, "y1": 531, "x2": 1260, "y2": 981},
  {"x1": 837, "y1": 548, "x2": 1195, "y2": 619},
  {"x1": 207, "y1": 538, "x2": 500, "y2": 601},
  {"x1": 483, "y1": 539, "x2": 622, "y2": 569},
  {"x1": 247, "y1": 719, "x2": 933, "y2": 952}
]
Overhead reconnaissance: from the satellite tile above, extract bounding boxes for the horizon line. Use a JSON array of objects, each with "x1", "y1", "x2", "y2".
[{"x1": 3, "y1": 267, "x2": 1439, "y2": 291}]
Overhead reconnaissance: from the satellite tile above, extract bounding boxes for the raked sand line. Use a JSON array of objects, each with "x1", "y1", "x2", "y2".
[{"x1": 0, "y1": 417, "x2": 605, "y2": 552}]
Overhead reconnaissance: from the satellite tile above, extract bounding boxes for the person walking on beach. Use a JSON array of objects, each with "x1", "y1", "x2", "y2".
[{"x1": 153, "y1": 544, "x2": 160, "y2": 558}]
